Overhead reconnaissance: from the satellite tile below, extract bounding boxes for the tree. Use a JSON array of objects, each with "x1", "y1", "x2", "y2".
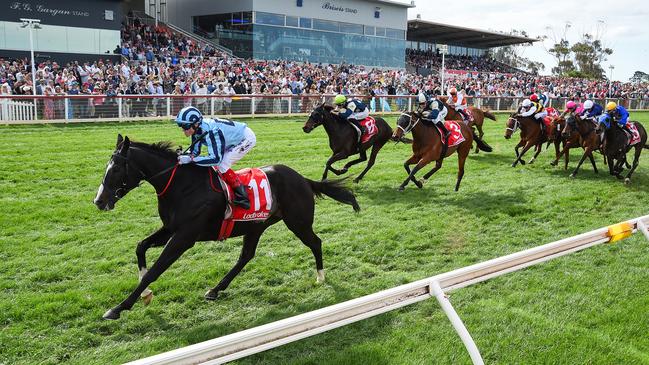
[
  {"x1": 548, "y1": 39, "x2": 575, "y2": 75},
  {"x1": 488, "y1": 29, "x2": 544, "y2": 74},
  {"x1": 571, "y1": 33, "x2": 613, "y2": 79},
  {"x1": 629, "y1": 71, "x2": 649, "y2": 83}
]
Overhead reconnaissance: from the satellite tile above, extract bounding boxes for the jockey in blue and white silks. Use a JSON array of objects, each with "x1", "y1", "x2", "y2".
[
  {"x1": 579, "y1": 100, "x2": 604, "y2": 122},
  {"x1": 174, "y1": 106, "x2": 256, "y2": 209},
  {"x1": 417, "y1": 93, "x2": 450, "y2": 144}
]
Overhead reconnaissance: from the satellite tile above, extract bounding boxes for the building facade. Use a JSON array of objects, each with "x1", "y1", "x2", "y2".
[
  {"x1": 163, "y1": 0, "x2": 411, "y2": 68},
  {"x1": 0, "y1": 0, "x2": 124, "y2": 62}
]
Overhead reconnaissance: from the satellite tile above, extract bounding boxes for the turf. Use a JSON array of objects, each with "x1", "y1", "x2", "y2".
[{"x1": 0, "y1": 112, "x2": 648, "y2": 365}]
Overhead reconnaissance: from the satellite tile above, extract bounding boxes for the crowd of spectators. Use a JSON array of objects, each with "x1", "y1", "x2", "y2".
[
  {"x1": 406, "y1": 48, "x2": 521, "y2": 74},
  {"x1": 0, "y1": 18, "x2": 647, "y2": 118}
]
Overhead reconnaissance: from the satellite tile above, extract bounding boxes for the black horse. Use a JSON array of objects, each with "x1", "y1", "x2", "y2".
[
  {"x1": 302, "y1": 104, "x2": 392, "y2": 183},
  {"x1": 94, "y1": 135, "x2": 360, "y2": 320},
  {"x1": 601, "y1": 122, "x2": 648, "y2": 183}
]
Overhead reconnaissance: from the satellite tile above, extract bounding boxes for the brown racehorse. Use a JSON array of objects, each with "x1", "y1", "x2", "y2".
[
  {"x1": 559, "y1": 115, "x2": 602, "y2": 177},
  {"x1": 504, "y1": 113, "x2": 548, "y2": 167},
  {"x1": 391, "y1": 112, "x2": 492, "y2": 191},
  {"x1": 438, "y1": 96, "x2": 497, "y2": 153},
  {"x1": 549, "y1": 116, "x2": 581, "y2": 170}
]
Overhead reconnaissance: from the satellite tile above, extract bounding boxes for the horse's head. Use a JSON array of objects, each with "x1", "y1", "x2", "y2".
[
  {"x1": 504, "y1": 113, "x2": 519, "y2": 139},
  {"x1": 392, "y1": 112, "x2": 418, "y2": 141},
  {"x1": 94, "y1": 134, "x2": 142, "y2": 211},
  {"x1": 303, "y1": 104, "x2": 334, "y2": 133}
]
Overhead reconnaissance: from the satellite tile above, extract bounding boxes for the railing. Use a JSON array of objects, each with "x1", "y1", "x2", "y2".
[
  {"x1": 1, "y1": 95, "x2": 648, "y2": 124},
  {"x1": 126, "y1": 215, "x2": 649, "y2": 365}
]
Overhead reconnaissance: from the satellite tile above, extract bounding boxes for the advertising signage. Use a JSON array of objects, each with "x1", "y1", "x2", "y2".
[{"x1": 2, "y1": 0, "x2": 121, "y2": 30}]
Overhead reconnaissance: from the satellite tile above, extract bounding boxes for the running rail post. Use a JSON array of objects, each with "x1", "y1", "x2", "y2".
[{"x1": 430, "y1": 281, "x2": 484, "y2": 365}]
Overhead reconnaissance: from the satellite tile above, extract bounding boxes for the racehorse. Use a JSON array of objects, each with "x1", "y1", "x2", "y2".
[
  {"x1": 94, "y1": 135, "x2": 360, "y2": 320},
  {"x1": 601, "y1": 122, "x2": 648, "y2": 183},
  {"x1": 303, "y1": 104, "x2": 392, "y2": 183},
  {"x1": 549, "y1": 116, "x2": 581, "y2": 170},
  {"x1": 504, "y1": 113, "x2": 547, "y2": 167},
  {"x1": 560, "y1": 115, "x2": 602, "y2": 177},
  {"x1": 391, "y1": 112, "x2": 492, "y2": 191},
  {"x1": 438, "y1": 96, "x2": 497, "y2": 153}
]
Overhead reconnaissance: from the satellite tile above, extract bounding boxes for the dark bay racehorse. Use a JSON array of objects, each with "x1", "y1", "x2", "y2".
[
  {"x1": 302, "y1": 104, "x2": 392, "y2": 183},
  {"x1": 504, "y1": 113, "x2": 547, "y2": 167},
  {"x1": 549, "y1": 116, "x2": 581, "y2": 170},
  {"x1": 391, "y1": 112, "x2": 492, "y2": 191},
  {"x1": 94, "y1": 135, "x2": 360, "y2": 320},
  {"x1": 560, "y1": 115, "x2": 602, "y2": 177},
  {"x1": 438, "y1": 96, "x2": 497, "y2": 153},
  {"x1": 601, "y1": 122, "x2": 648, "y2": 183}
]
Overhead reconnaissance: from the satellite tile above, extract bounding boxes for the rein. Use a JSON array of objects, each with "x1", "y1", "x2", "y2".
[
  {"x1": 397, "y1": 113, "x2": 419, "y2": 135},
  {"x1": 506, "y1": 118, "x2": 519, "y2": 133}
]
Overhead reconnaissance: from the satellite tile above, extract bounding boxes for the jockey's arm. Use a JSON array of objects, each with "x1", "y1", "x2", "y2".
[
  {"x1": 455, "y1": 93, "x2": 464, "y2": 107},
  {"x1": 192, "y1": 130, "x2": 223, "y2": 166},
  {"x1": 520, "y1": 107, "x2": 536, "y2": 117},
  {"x1": 338, "y1": 107, "x2": 353, "y2": 119}
]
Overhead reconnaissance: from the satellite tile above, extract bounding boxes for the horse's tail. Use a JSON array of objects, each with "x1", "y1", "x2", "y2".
[
  {"x1": 308, "y1": 179, "x2": 361, "y2": 212},
  {"x1": 482, "y1": 109, "x2": 497, "y2": 121},
  {"x1": 472, "y1": 131, "x2": 493, "y2": 152}
]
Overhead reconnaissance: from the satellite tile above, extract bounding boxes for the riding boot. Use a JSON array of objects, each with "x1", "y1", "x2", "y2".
[
  {"x1": 458, "y1": 109, "x2": 469, "y2": 122},
  {"x1": 436, "y1": 121, "x2": 451, "y2": 146},
  {"x1": 350, "y1": 119, "x2": 366, "y2": 150},
  {"x1": 222, "y1": 168, "x2": 251, "y2": 210}
]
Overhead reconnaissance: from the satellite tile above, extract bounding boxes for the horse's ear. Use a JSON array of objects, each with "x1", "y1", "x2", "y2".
[
  {"x1": 119, "y1": 136, "x2": 130, "y2": 155},
  {"x1": 116, "y1": 134, "x2": 123, "y2": 149}
]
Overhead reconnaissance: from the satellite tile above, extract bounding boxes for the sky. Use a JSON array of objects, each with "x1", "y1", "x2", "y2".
[{"x1": 404, "y1": 0, "x2": 649, "y2": 81}]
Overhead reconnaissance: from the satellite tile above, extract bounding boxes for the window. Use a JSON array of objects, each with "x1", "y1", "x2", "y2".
[
  {"x1": 386, "y1": 28, "x2": 405, "y2": 39},
  {"x1": 364, "y1": 26, "x2": 375, "y2": 36},
  {"x1": 340, "y1": 22, "x2": 363, "y2": 35},
  {"x1": 297, "y1": 0, "x2": 303, "y2": 6},
  {"x1": 313, "y1": 19, "x2": 339, "y2": 32},
  {"x1": 299, "y1": 17, "x2": 312, "y2": 28},
  {"x1": 255, "y1": 12, "x2": 285, "y2": 26},
  {"x1": 286, "y1": 16, "x2": 299, "y2": 27},
  {"x1": 375, "y1": 27, "x2": 386, "y2": 37}
]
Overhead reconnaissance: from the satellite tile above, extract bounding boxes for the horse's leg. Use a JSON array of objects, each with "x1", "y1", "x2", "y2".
[
  {"x1": 282, "y1": 213, "x2": 325, "y2": 283},
  {"x1": 587, "y1": 151, "x2": 598, "y2": 174},
  {"x1": 570, "y1": 147, "x2": 593, "y2": 178},
  {"x1": 514, "y1": 140, "x2": 524, "y2": 159},
  {"x1": 528, "y1": 143, "x2": 543, "y2": 164},
  {"x1": 623, "y1": 146, "x2": 642, "y2": 184},
  {"x1": 322, "y1": 152, "x2": 348, "y2": 180},
  {"x1": 454, "y1": 152, "x2": 468, "y2": 191},
  {"x1": 341, "y1": 150, "x2": 367, "y2": 174},
  {"x1": 205, "y1": 225, "x2": 266, "y2": 300},
  {"x1": 103, "y1": 230, "x2": 197, "y2": 320},
  {"x1": 402, "y1": 155, "x2": 419, "y2": 188},
  {"x1": 512, "y1": 141, "x2": 534, "y2": 167},
  {"x1": 399, "y1": 158, "x2": 430, "y2": 191},
  {"x1": 550, "y1": 140, "x2": 562, "y2": 166},
  {"x1": 354, "y1": 141, "x2": 385, "y2": 183},
  {"x1": 135, "y1": 227, "x2": 172, "y2": 305},
  {"x1": 474, "y1": 123, "x2": 484, "y2": 154},
  {"x1": 564, "y1": 142, "x2": 572, "y2": 170}
]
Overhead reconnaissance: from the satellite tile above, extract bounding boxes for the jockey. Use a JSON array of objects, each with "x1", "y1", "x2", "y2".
[
  {"x1": 174, "y1": 106, "x2": 256, "y2": 209},
  {"x1": 519, "y1": 98, "x2": 548, "y2": 134},
  {"x1": 579, "y1": 100, "x2": 604, "y2": 122},
  {"x1": 333, "y1": 94, "x2": 369, "y2": 145},
  {"x1": 604, "y1": 101, "x2": 632, "y2": 135},
  {"x1": 417, "y1": 93, "x2": 450, "y2": 144},
  {"x1": 447, "y1": 87, "x2": 470, "y2": 122},
  {"x1": 536, "y1": 91, "x2": 549, "y2": 108},
  {"x1": 560, "y1": 100, "x2": 581, "y2": 119}
]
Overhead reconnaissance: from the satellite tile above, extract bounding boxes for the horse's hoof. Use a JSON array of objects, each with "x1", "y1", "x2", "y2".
[
  {"x1": 624, "y1": 178, "x2": 631, "y2": 184},
  {"x1": 316, "y1": 269, "x2": 325, "y2": 283},
  {"x1": 353, "y1": 178, "x2": 360, "y2": 184},
  {"x1": 398, "y1": 186, "x2": 405, "y2": 192},
  {"x1": 141, "y1": 291, "x2": 153, "y2": 306},
  {"x1": 520, "y1": 160, "x2": 526, "y2": 165},
  {"x1": 528, "y1": 159, "x2": 535, "y2": 165},
  {"x1": 616, "y1": 174, "x2": 624, "y2": 180},
  {"x1": 204, "y1": 289, "x2": 219, "y2": 301},
  {"x1": 569, "y1": 174, "x2": 576, "y2": 179},
  {"x1": 102, "y1": 308, "x2": 121, "y2": 320},
  {"x1": 550, "y1": 161, "x2": 557, "y2": 166},
  {"x1": 415, "y1": 180, "x2": 423, "y2": 189}
]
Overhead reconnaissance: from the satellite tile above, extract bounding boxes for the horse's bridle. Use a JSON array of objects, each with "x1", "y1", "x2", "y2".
[
  {"x1": 397, "y1": 113, "x2": 419, "y2": 135},
  {"x1": 506, "y1": 117, "x2": 520, "y2": 134}
]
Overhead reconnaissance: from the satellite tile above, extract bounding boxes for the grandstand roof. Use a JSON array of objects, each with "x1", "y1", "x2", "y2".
[
  {"x1": 407, "y1": 19, "x2": 538, "y2": 49},
  {"x1": 367, "y1": 0, "x2": 416, "y2": 8}
]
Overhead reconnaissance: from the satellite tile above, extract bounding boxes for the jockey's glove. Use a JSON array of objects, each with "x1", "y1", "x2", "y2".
[{"x1": 178, "y1": 155, "x2": 193, "y2": 164}]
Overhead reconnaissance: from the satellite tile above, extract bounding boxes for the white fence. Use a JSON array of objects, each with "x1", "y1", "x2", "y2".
[
  {"x1": 0, "y1": 98, "x2": 36, "y2": 121},
  {"x1": 126, "y1": 215, "x2": 649, "y2": 365},
  {"x1": 1, "y1": 95, "x2": 648, "y2": 124}
]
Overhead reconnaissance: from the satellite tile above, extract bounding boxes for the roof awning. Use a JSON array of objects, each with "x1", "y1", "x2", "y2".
[{"x1": 407, "y1": 19, "x2": 538, "y2": 49}]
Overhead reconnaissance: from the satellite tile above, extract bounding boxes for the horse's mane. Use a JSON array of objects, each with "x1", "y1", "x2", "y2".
[{"x1": 131, "y1": 141, "x2": 178, "y2": 161}]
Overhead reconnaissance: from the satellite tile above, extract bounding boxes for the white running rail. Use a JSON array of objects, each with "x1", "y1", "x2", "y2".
[{"x1": 126, "y1": 214, "x2": 649, "y2": 365}]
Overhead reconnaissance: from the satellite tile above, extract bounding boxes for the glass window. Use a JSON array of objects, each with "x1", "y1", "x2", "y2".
[
  {"x1": 299, "y1": 17, "x2": 312, "y2": 28},
  {"x1": 364, "y1": 26, "x2": 375, "y2": 36},
  {"x1": 386, "y1": 28, "x2": 405, "y2": 39},
  {"x1": 241, "y1": 12, "x2": 252, "y2": 25},
  {"x1": 375, "y1": 27, "x2": 386, "y2": 37},
  {"x1": 255, "y1": 12, "x2": 285, "y2": 26},
  {"x1": 313, "y1": 19, "x2": 339, "y2": 32},
  {"x1": 286, "y1": 16, "x2": 299, "y2": 27},
  {"x1": 340, "y1": 22, "x2": 363, "y2": 35}
]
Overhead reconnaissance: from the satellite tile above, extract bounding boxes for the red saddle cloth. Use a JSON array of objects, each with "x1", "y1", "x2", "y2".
[
  {"x1": 628, "y1": 122, "x2": 641, "y2": 146},
  {"x1": 436, "y1": 120, "x2": 466, "y2": 147},
  {"x1": 465, "y1": 108, "x2": 474, "y2": 122},
  {"x1": 546, "y1": 107, "x2": 559, "y2": 118},
  {"x1": 215, "y1": 167, "x2": 273, "y2": 241},
  {"x1": 360, "y1": 116, "x2": 378, "y2": 143}
]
